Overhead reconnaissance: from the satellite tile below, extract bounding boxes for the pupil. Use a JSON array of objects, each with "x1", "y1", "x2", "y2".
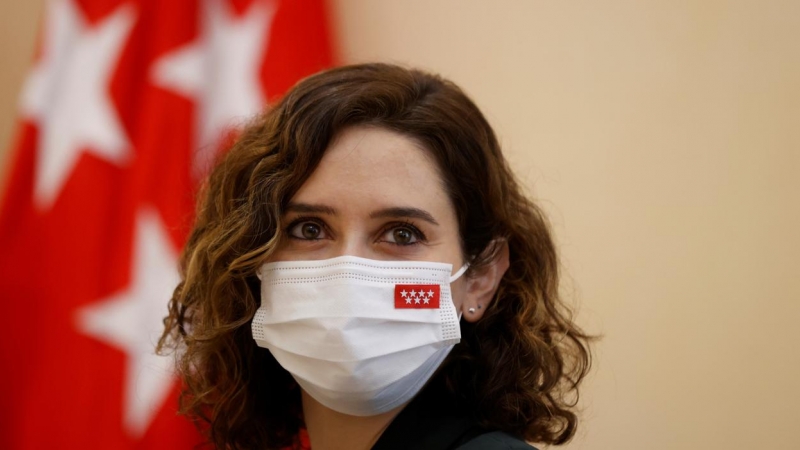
[
  {"x1": 394, "y1": 228, "x2": 411, "y2": 244},
  {"x1": 302, "y1": 223, "x2": 320, "y2": 239}
]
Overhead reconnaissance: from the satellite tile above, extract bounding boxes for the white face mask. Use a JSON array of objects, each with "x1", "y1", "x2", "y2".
[{"x1": 252, "y1": 255, "x2": 468, "y2": 416}]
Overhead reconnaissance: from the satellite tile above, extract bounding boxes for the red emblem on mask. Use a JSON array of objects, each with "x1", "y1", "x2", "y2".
[{"x1": 394, "y1": 284, "x2": 440, "y2": 309}]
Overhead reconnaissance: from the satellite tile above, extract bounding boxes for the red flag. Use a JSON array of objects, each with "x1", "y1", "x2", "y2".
[
  {"x1": 395, "y1": 284, "x2": 441, "y2": 309},
  {"x1": 0, "y1": 0, "x2": 333, "y2": 448}
]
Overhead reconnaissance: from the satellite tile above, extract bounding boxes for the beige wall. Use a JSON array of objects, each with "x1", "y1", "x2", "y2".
[
  {"x1": 3, "y1": 1, "x2": 799, "y2": 449},
  {"x1": 0, "y1": 0, "x2": 45, "y2": 192}
]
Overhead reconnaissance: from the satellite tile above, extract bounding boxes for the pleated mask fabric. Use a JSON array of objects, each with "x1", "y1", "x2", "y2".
[{"x1": 252, "y1": 255, "x2": 467, "y2": 416}]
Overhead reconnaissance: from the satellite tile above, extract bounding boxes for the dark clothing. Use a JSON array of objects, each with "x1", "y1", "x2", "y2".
[
  {"x1": 371, "y1": 382, "x2": 537, "y2": 450},
  {"x1": 456, "y1": 432, "x2": 539, "y2": 449}
]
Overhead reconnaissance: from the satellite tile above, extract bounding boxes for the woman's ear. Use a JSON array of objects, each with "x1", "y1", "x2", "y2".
[{"x1": 461, "y1": 239, "x2": 510, "y2": 322}]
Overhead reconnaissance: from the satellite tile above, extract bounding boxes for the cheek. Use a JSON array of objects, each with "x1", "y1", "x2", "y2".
[{"x1": 449, "y1": 277, "x2": 468, "y2": 309}]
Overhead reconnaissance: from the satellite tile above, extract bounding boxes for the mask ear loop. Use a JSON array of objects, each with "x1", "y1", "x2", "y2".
[
  {"x1": 449, "y1": 264, "x2": 469, "y2": 283},
  {"x1": 450, "y1": 263, "x2": 469, "y2": 321}
]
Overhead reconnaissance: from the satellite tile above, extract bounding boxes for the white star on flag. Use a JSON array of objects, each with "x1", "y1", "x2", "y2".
[
  {"x1": 401, "y1": 290, "x2": 408, "y2": 298},
  {"x1": 20, "y1": 0, "x2": 136, "y2": 210},
  {"x1": 428, "y1": 290, "x2": 434, "y2": 297},
  {"x1": 75, "y1": 208, "x2": 180, "y2": 437},
  {"x1": 150, "y1": 0, "x2": 277, "y2": 178},
  {"x1": 423, "y1": 297, "x2": 430, "y2": 304}
]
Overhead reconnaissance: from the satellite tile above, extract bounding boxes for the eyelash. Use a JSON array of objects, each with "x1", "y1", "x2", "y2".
[
  {"x1": 383, "y1": 220, "x2": 427, "y2": 246},
  {"x1": 284, "y1": 216, "x2": 427, "y2": 246},
  {"x1": 285, "y1": 216, "x2": 326, "y2": 241}
]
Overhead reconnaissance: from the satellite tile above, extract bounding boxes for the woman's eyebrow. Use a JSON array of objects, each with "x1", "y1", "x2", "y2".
[
  {"x1": 369, "y1": 207, "x2": 440, "y2": 226},
  {"x1": 285, "y1": 202, "x2": 338, "y2": 215}
]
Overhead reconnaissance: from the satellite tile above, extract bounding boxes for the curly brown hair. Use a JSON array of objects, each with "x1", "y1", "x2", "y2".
[{"x1": 158, "y1": 63, "x2": 593, "y2": 449}]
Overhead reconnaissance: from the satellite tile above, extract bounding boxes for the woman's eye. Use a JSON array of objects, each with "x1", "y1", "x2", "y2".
[
  {"x1": 288, "y1": 221, "x2": 326, "y2": 240},
  {"x1": 385, "y1": 226, "x2": 420, "y2": 246}
]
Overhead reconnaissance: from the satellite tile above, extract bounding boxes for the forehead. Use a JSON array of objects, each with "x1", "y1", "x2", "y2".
[{"x1": 290, "y1": 125, "x2": 452, "y2": 217}]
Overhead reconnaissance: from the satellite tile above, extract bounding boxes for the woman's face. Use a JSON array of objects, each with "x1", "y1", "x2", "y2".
[{"x1": 269, "y1": 125, "x2": 469, "y2": 310}]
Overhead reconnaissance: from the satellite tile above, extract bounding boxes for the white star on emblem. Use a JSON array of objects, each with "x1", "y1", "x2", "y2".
[
  {"x1": 428, "y1": 290, "x2": 434, "y2": 297},
  {"x1": 150, "y1": 0, "x2": 277, "y2": 178},
  {"x1": 401, "y1": 290, "x2": 407, "y2": 298},
  {"x1": 405, "y1": 297, "x2": 412, "y2": 304},
  {"x1": 20, "y1": 0, "x2": 136, "y2": 209},
  {"x1": 410, "y1": 290, "x2": 416, "y2": 297},
  {"x1": 414, "y1": 296, "x2": 421, "y2": 304},
  {"x1": 75, "y1": 208, "x2": 180, "y2": 437},
  {"x1": 423, "y1": 297, "x2": 430, "y2": 304}
]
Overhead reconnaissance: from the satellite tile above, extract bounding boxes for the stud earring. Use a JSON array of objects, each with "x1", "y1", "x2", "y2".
[{"x1": 468, "y1": 307, "x2": 476, "y2": 314}]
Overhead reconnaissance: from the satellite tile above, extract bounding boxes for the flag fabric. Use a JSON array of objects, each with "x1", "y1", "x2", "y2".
[
  {"x1": 0, "y1": 0, "x2": 333, "y2": 448},
  {"x1": 394, "y1": 285, "x2": 441, "y2": 309}
]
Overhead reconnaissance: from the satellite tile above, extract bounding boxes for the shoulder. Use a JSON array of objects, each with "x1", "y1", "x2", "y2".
[{"x1": 456, "y1": 431, "x2": 538, "y2": 450}]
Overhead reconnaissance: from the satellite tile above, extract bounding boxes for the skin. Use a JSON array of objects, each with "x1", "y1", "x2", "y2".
[{"x1": 269, "y1": 125, "x2": 509, "y2": 450}]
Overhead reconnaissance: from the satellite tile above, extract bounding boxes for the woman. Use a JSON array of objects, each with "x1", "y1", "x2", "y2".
[{"x1": 159, "y1": 63, "x2": 592, "y2": 449}]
